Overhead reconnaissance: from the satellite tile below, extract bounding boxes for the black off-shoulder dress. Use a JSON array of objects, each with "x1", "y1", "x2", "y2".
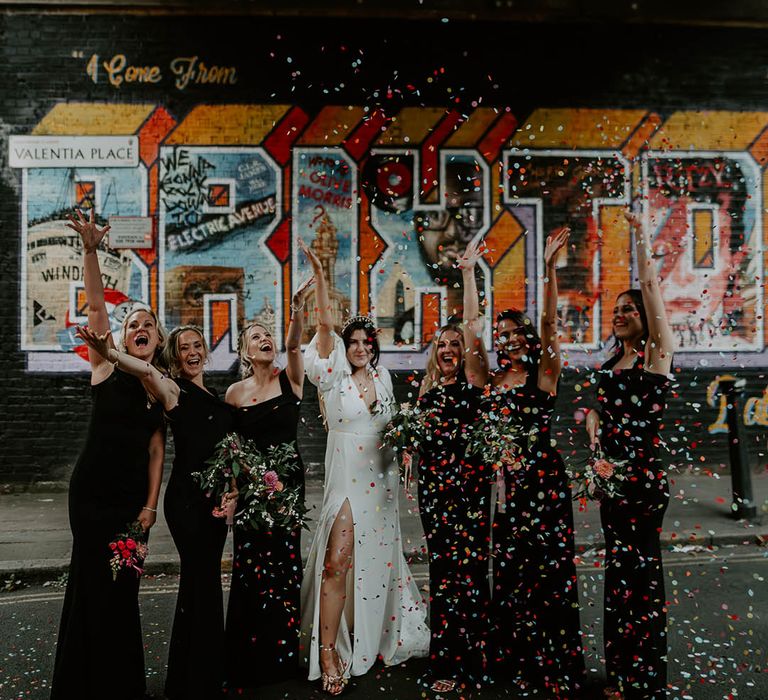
[
  {"x1": 225, "y1": 369, "x2": 305, "y2": 688},
  {"x1": 164, "y1": 378, "x2": 233, "y2": 700}
]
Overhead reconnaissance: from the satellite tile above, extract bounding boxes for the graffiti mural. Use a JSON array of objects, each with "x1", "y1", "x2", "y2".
[
  {"x1": 160, "y1": 145, "x2": 282, "y2": 367},
  {"x1": 12, "y1": 105, "x2": 768, "y2": 371},
  {"x1": 292, "y1": 147, "x2": 356, "y2": 343},
  {"x1": 644, "y1": 153, "x2": 762, "y2": 351}
]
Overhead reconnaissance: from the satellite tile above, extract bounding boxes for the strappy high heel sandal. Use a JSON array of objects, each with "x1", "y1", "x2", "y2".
[
  {"x1": 430, "y1": 678, "x2": 457, "y2": 692},
  {"x1": 319, "y1": 645, "x2": 348, "y2": 696}
]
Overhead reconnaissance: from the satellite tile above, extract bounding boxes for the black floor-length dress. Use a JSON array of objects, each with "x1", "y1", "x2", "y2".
[
  {"x1": 51, "y1": 369, "x2": 163, "y2": 700},
  {"x1": 597, "y1": 355, "x2": 671, "y2": 699},
  {"x1": 417, "y1": 377, "x2": 493, "y2": 687},
  {"x1": 164, "y1": 378, "x2": 233, "y2": 700},
  {"x1": 225, "y1": 369, "x2": 305, "y2": 688},
  {"x1": 489, "y1": 382, "x2": 585, "y2": 696}
]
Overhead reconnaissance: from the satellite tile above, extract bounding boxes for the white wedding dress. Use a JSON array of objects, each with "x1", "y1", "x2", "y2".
[{"x1": 301, "y1": 332, "x2": 429, "y2": 680}]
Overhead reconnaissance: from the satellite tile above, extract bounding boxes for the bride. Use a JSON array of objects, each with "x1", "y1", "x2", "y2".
[{"x1": 299, "y1": 239, "x2": 429, "y2": 695}]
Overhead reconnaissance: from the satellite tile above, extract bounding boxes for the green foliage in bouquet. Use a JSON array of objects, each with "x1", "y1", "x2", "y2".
[
  {"x1": 465, "y1": 401, "x2": 538, "y2": 470},
  {"x1": 192, "y1": 432, "x2": 254, "y2": 502},
  {"x1": 382, "y1": 402, "x2": 431, "y2": 470},
  {"x1": 193, "y1": 433, "x2": 307, "y2": 531},
  {"x1": 235, "y1": 442, "x2": 309, "y2": 531},
  {"x1": 566, "y1": 446, "x2": 629, "y2": 501}
]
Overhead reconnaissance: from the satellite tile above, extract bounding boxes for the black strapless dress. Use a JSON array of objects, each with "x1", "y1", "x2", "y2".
[
  {"x1": 224, "y1": 369, "x2": 305, "y2": 688},
  {"x1": 164, "y1": 378, "x2": 233, "y2": 700},
  {"x1": 51, "y1": 369, "x2": 163, "y2": 700}
]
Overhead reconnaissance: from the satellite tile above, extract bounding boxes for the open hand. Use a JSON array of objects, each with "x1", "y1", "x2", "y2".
[
  {"x1": 455, "y1": 238, "x2": 486, "y2": 271},
  {"x1": 75, "y1": 325, "x2": 114, "y2": 360},
  {"x1": 66, "y1": 208, "x2": 110, "y2": 254},
  {"x1": 544, "y1": 226, "x2": 570, "y2": 268},
  {"x1": 298, "y1": 238, "x2": 323, "y2": 275},
  {"x1": 292, "y1": 275, "x2": 315, "y2": 309}
]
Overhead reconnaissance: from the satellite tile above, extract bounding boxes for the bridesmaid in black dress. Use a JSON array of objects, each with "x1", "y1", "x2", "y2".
[
  {"x1": 586, "y1": 212, "x2": 675, "y2": 700},
  {"x1": 161, "y1": 327, "x2": 233, "y2": 700},
  {"x1": 223, "y1": 276, "x2": 312, "y2": 689},
  {"x1": 77, "y1": 323, "x2": 235, "y2": 699},
  {"x1": 413, "y1": 239, "x2": 493, "y2": 692},
  {"x1": 489, "y1": 227, "x2": 585, "y2": 697},
  {"x1": 52, "y1": 210, "x2": 166, "y2": 700}
]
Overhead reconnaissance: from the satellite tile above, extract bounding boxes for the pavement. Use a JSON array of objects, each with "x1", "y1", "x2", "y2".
[{"x1": 1, "y1": 469, "x2": 766, "y2": 583}]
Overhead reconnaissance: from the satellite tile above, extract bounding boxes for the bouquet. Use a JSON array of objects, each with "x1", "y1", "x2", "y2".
[
  {"x1": 234, "y1": 442, "x2": 308, "y2": 531},
  {"x1": 465, "y1": 402, "x2": 538, "y2": 473},
  {"x1": 382, "y1": 402, "x2": 431, "y2": 484},
  {"x1": 567, "y1": 444, "x2": 629, "y2": 501},
  {"x1": 108, "y1": 522, "x2": 148, "y2": 581},
  {"x1": 193, "y1": 433, "x2": 307, "y2": 531},
  {"x1": 465, "y1": 399, "x2": 538, "y2": 512}
]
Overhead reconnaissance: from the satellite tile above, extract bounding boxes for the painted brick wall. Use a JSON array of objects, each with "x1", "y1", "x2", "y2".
[{"x1": 2, "y1": 12, "x2": 768, "y2": 485}]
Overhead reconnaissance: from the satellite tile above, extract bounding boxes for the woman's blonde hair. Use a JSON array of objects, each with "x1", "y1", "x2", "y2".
[
  {"x1": 238, "y1": 321, "x2": 273, "y2": 379},
  {"x1": 162, "y1": 325, "x2": 209, "y2": 378},
  {"x1": 421, "y1": 323, "x2": 465, "y2": 395},
  {"x1": 118, "y1": 303, "x2": 168, "y2": 369}
]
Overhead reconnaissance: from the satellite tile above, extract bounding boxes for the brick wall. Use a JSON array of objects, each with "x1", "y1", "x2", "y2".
[{"x1": 2, "y1": 12, "x2": 768, "y2": 484}]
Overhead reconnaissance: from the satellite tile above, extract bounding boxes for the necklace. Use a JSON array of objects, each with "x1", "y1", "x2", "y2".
[
  {"x1": 352, "y1": 369, "x2": 373, "y2": 394},
  {"x1": 352, "y1": 369, "x2": 378, "y2": 412}
]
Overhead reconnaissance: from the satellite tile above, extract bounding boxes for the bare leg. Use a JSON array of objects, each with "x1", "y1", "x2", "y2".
[{"x1": 318, "y1": 499, "x2": 354, "y2": 695}]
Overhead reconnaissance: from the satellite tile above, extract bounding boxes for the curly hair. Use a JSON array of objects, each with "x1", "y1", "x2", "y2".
[{"x1": 421, "y1": 324, "x2": 465, "y2": 394}]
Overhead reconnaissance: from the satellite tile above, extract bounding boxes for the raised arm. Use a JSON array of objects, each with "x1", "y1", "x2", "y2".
[
  {"x1": 75, "y1": 326, "x2": 180, "y2": 411},
  {"x1": 625, "y1": 210, "x2": 675, "y2": 375},
  {"x1": 66, "y1": 209, "x2": 114, "y2": 375},
  {"x1": 538, "y1": 227, "x2": 569, "y2": 394},
  {"x1": 456, "y1": 238, "x2": 489, "y2": 388},
  {"x1": 299, "y1": 238, "x2": 334, "y2": 359},
  {"x1": 285, "y1": 275, "x2": 314, "y2": 397}
]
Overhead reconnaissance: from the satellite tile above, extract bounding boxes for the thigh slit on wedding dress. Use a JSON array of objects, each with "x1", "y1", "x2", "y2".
[
  {"x1": 301, "y1": 331, "x2": 430, "y2": 681},
  {"x1": 319, "y1": 498, "x2": 355, "y2": 648}
]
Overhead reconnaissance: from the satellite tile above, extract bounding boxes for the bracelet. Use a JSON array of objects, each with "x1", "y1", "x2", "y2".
[
  {"x1": 142, "y1": 506, "x2": 157, "y2": 513},
  {"x1": 290, "y1": 301, "x2": 305, "y2": 314}
]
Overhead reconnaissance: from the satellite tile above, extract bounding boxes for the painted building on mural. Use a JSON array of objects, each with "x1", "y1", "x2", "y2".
[
  {"x1": 15, "y1": 104, "x2": 764, "y2": 371},
  {"x1": 3, "y1": 11, "x2": 768, "y2": 481}
]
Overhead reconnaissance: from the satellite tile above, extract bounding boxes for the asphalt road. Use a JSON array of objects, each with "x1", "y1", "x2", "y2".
[{"x1": 1, "y1": 545, "x2": 766, "y2": 700}]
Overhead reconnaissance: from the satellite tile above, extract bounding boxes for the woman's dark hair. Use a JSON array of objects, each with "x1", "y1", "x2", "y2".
[
  {"x1": 495, "y1": 308, "x2": 541, "y2": 386},
  {"x1": 341, "y1": 319, "x2": 380, "y2": 367},
  {"x1": 610, "y1": 288, "x2": 649, "y2": 354}
]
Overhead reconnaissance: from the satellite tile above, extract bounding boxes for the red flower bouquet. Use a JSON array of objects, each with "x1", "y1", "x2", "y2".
[{"x1": 108, "y1": 523, "x2": 148, "y2": 581}]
